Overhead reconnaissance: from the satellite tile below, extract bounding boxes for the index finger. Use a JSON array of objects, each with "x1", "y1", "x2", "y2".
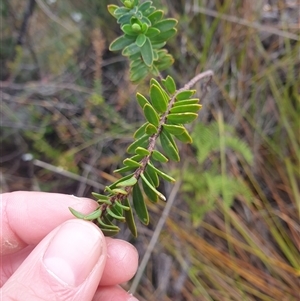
[{"x1": 0, "y1": 191, "x2": 98, "y2": 255}]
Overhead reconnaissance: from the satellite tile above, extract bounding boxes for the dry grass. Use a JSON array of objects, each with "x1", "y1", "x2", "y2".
[{"x1": 1, "y1": 0, "x2": 299, "y2": 300}]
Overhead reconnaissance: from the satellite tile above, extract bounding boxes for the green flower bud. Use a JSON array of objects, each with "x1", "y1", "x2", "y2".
[
  {"x1": 124, "y1": 1, "x2": 132, "y2": 9},
  {"x1": 132, "y1": 23, "x2": 141, "y2": 32}
]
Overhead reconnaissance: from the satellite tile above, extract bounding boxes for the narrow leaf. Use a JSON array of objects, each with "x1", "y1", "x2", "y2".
[
  {"x1": 143, "y1": 103, "x2": 160, "y2": 127},
  {"x1": 141, "y1": 36, "x2": 153, "y2": 66},
  {"x1": 163, "y1": 124, "x2": 185, "y2": 135},
  {"x1": 122, "y1": 43, "x2": 140, "y2": 56},
  {"x1": 124, "y1": 198, "x2": 138, "y2": 237},
  {"x1": 91, "y1": 192, "x2": 109, "y2": 201},
  {"x1": 115, "y1": 200, "x2": 130, "y2": 211},
  {"x1": 136, "y1": 93, "x2": 150, "y2": 109},
  {"x1": 114, "y1": 165, "x2": 136, "y2": 173},
  {"x1": 123, "y1": 158, "x2": 142, "y2": 167},
  {"x1": 160, "y1": 129, "x2": 180, "y2": 161},
  {"x1": 167, "y1": 113, "x2": 198, "y2": 124},
  {"x1": 173, "y1": 128, "x2": 193, "y2": 143},
  {"x1": 97, "y1": 217, "x2": 120, "y2": 230},
  {"x1": 141, "y1": 172, "x2": 166, "y2": 201},
  {"x1": 170, "y1": 104, "x2": 202, "y2": 113},
  {"x1": 127, "y1": 134, "x2": 149, "y2": 154},
  {"x1": 107, "y1": 4, "x2": 119, "y2": 18},
  {"x1": 100, "y1": 227, "x2": 120, "y2": 237},
  {"x1": 133, "y1": 183, "x2": 149, "y2": 225},
  {"x1": 109, "y1": 35, "x2": 135, "y2": 51},
  {"x1": 141, "y1": 173, "x2": 158, "y2": 203},
  {"x1": 116, "y1": 176, "x2": 137, "y2": 187},
  {"x1": 148, "y1": 10, "x2": 164, "y2": 24},
  {"x1": 136, "y1": 34, "x2": 147, "y2": 47},
  {"x1": 150, "y1": 84, "x2": 168, "y2": 113},
  {"x1": 152, "y1": 19, "x2": 178, "y2": 32},
  {"x1": 152, "y1": 150, "x2": 168, "y2": 162},
  {"x1": 134, "y1": 122, "x2": 149, "y2": 139},
  {"x1": 173, "y1": 99, "x2": 199, "y2": 106},
  {"x1": 146, "y1": 165, "x2": 159, "y2": 187},
  {"x1": 162, "y1": 75, "x2": 176, "y2": 94},
  {"x1": 107, "y1": 207, "x2": 125, "y2": 221},
  {"x1": 135, "y1": 147, "x2": 150, "y2": 156},
  {"x1": 176, "y1": 90, "x2": 196, "y2": 100},
  {"x1": 145, "y1": 123, "x2": 158, "y2": 135},
  {"x1": 148, "y1": 162, "x2": 176, "y2": 182}
]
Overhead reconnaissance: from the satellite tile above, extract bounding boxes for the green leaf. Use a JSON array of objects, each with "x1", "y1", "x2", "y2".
[
  {"x1": 143, "y1": 103, "x2": 160, "y2": 127},
  {"x1": 145, "y1": 123, "x2": 158, "y2": 135},
  {"x1": 163, "y1": 124, "x2": 185, "y2": 135},
  {"x1": 170, "y1": 104, "x2": 202, "y2": 113},
  {"x1": 121, "y1": 24, "x2": 137, "y2": 36},
  {"x1": 69, "y1": 207, "x2": 88, "y2": 219},
  {"x1": 133, "y1": 183, "x2": 149, "y2": 225},
  {"x1": 147, "y1": 162, "x2": 176, "y2": 182},
  {"x1": 136, "y1": 33, "x2": 147, "y2": 47},
  {"x1": 122, "y1": 43, "x2": 140, "y2": 56},
  {"x1": 100, "y1": 227, "x2": 120, "y2": 237},
  {"x1": 173, "y1": 128, "x2": 193, "y2": 143},
  {"x1": 124, "y1": 198, "x2": 138, "y2": 237},
  {"x1": 127, "y1": 134, "x2": 149, "y2": 154},
  {"x1": 173, "y1": 99, "x2": 199, "y2": 106},
  {"x1": 138, "y1": 1, "x2": 152, "y2": 13},
  {"x1": 146, "y1": 165, "x2": 159, "y2": 187},
  {"x1": 91, "y1": 192, "x2": 109, "y2": 201},
  {"x1": 154, "y1": 53, "x2": 174, "y2": 71},
  {"x1": 123, "y1": 158, "x2": 142, "y2": 167},
  {"x1": 107, "y1": 207, "x2": 125, "y2": 221},
  {"x1": 141, "y1": 172, "x2": 166, "y2": 201},
  {"x1": 162, "y1": 75, "x2": 176, "y2": 94},
  {"x1": 109, "y1": 35, "x2": 135, "y2": 51},
  {"x1": 134, "y1": 122, "x2": 148, "y2": 138},
  {"x1": 107, "y1": 4, "x2": 119, "y2": 18},
  {"x1": 130, "y1": 63, "x2": 149, "y2": 83},
  {"x1": 114, "y1": 6, "x2": 130, "y2": 16},
  {"x1": 152, "y1": 150, "x2": 168, "y2": 162},
  {"x1": 167, "y1": 113, "x2": 198, "y2": 124},
  {"x1": 136, "y1": 93, "x2": 150, "y2": 109},
  {"x1": 150, "y1": 28, "x2": 177, "y2": 43},
  {"x1": 115, "y1": 200, "x2": 130, "y2": 211},
  {"x1": 148, "y1": 10, "x2": 164, "y2": 24},
  {"x1": 152, "y1": 19, "x2": 178, "y2": 32},
  {"x1": 141, "y1": 172, "x2": 159, "y2": 203},
  {"x1": 130, "y1": 154, "x2": 144, "y2": 162},
  {"x1": 160, "y1": 129, "x2": 180, "y2": 161},
  {"x1": 97, "y1": 217, "x2": 120, "y2": 230},
  {"x1": 109, "y1": 173, "x2": 134, "y2": 189},
  {"x1": 114, "y1": 165, "x2": 136, "y2": 174},
  {"x1": 145, "y1": 27, "x2": 160, "y2": 38},
  {"x1": 111, "y1": 188, "x2": 128, "y2": 195},
  {"x1": 149, "y1": 84, "x2": 168, "y2": 113},
  {"x1": 116, "y1": 176, "x2": 137, "y2": 187},
  {"x1": 141, "y1": 36, "x2": 153, "y2": 66},
  {"x1": 176, "y1": 90, "x2": 196, "y2": 100},
  {"x1": 135, "y1": 147, "x2": 150, "y2": 156}
]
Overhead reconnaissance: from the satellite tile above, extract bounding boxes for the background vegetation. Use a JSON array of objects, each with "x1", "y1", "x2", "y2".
[{"x1": 1, "y1": 0, "x2": 299, "y2": 300}]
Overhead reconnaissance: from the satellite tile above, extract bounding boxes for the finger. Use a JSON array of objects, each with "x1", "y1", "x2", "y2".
[
  {"x1": 1, "y1": 238, "x2": 139, "y2": 287},
  {"x1": 2, "y1": 220, "x2": 107, "y2": 301},
  {"x1": 93, "y1": 285, "x2": 139, "y2": 301},
  {"x1": 1, "y1": 191, "x2": 97, "y2": 255},
  {"x1": 100, "y1": 238, "x2": 138, "y2": 286}
]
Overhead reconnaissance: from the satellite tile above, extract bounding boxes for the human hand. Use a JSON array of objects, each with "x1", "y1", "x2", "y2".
[{"x1": 0, "y1": 191, "x2": 139, "y2": 301}]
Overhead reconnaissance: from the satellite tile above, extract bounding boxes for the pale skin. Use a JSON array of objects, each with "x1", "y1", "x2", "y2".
[{"x1": 0, "y1": 191, "x2": 139, "y2": 301}]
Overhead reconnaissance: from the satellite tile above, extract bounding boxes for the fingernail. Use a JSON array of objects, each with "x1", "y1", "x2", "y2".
[{"x1": 43, "y1": 220, "x2": 103, "y2": 287}]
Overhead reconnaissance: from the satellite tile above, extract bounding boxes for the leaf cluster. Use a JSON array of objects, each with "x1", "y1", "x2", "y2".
[
  {"x1": 108, "y1": 0, "x2": 177, "y2": 82},
  {"x1": 70, "y1": 75, "x2": 202, "y2": 236}
]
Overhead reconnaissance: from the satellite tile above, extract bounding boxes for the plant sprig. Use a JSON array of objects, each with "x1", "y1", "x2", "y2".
[{"x1": 69, "y1": 0, "x2": 213, "y2": 237}]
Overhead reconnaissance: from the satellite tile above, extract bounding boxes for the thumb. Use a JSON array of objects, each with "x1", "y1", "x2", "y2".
[{"x1": 2, "y1": 220, "x2": 107, "y2": 301}]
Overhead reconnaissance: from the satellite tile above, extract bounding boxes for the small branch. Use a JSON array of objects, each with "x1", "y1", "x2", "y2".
[{"x1": 98, "y1": 70, "x2": 214, "y2": 218}]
